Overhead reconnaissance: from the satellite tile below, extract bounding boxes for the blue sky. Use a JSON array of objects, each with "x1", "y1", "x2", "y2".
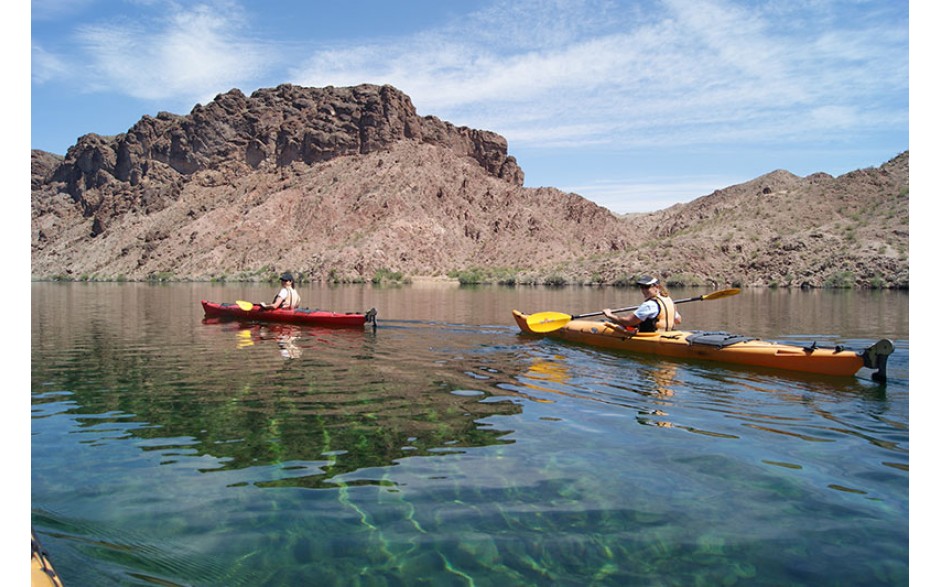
[{"x1": 28, "y1": 0, "x2": 910, "y2": 214}]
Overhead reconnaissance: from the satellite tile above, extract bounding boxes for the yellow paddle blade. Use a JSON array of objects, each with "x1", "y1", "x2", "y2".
[
  {"x1": 700, "y1": 288, "x2": 741, "y2": 301},
  {"x1": 525, "y1": 311, "x2": 574, "y2": 333},
  {"x1": 235, "y1": 300, "x2": 255, "y2": 311}
]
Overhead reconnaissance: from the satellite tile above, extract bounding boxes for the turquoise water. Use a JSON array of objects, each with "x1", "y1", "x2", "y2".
[{"x1": 31, "y1": 283, "x2": 909, "y2": 585}]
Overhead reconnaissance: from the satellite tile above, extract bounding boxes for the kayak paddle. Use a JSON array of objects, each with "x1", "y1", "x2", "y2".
[
  {"x1": 235, "y1": 300, "x2": 256, "y2": 311},
  {"x1": 525, "y1": 288, "x2": 741, "y2": 334}
]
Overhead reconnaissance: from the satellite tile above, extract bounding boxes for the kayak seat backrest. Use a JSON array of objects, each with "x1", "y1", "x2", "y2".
[{"x1": 686, "y1": 331, "x2": 757, "y2": 349}]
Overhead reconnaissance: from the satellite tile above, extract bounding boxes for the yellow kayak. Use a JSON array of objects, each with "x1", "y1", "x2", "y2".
[
  {"x1": 31, "y1": 530, "x2": 64, "y2": 587},
  {"x1": 512, "y1": 310, "x2": 893, "y2": 381}
]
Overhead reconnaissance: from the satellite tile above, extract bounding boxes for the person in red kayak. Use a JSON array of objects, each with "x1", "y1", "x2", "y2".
[
  {"x1": 603, "y1": 275, "x2": 681, "y2": 332},
  {"x1": 261, "y1": 273, "x2": 300, "y2": 310}
]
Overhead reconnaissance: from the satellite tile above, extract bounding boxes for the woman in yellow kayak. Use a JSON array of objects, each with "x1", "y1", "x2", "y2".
[
  {"x1": 261, "y1": 273, "x2": 301, "y2": 310},
  {"x1": 603, "y1": 275, "x2": 681, "y2": 332}
]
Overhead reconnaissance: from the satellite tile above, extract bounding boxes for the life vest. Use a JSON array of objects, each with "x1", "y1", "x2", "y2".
[
  {"x1": 638, "y1": 295, "x2": 677, "y2": 332},
  {"x1": 273, "y1": 287, "x2": 300, "y2": 309}
]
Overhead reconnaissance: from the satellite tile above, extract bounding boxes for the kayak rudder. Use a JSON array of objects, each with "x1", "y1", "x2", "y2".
[{"x1": 861, "y1": 338, "x2": 894, "y2": 383}]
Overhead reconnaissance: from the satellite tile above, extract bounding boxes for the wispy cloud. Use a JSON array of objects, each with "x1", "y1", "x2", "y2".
[
  {"x1": 30, "y1": 45, "x2": 70, "y2": 85},
  {"x1": 33, "y1": 1, "x2": 277, "y2": 106},
  {"x1": 291, "y1": 0, "x2": 908, "y2": 151}
]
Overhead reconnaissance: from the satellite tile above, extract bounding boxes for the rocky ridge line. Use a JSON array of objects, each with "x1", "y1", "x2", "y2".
[{"x1": 31, "y1": 84, "x2": 908, "y2": 288}]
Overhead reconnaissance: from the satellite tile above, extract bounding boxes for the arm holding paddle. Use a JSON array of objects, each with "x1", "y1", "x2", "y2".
[
  {"x1": 603, "y1": 301, "x2": 680, "y2": 329},
  {"x1": 604, "y1": 277, "x2": 681, "y2": 332},
  {"x1": 525, "y1": 284, "x2": 739, "y2": 334},
  {"x1": 235, "y1": 272, "x2": 300, "y2": 311},
  {"x1": 260, "y1": 273, "x2": 300, "y2": 310}
]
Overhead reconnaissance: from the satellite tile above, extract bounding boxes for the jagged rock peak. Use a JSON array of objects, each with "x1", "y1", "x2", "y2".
[{"x1": 45, "y1": 83, "x2": 523, "y2": 207}]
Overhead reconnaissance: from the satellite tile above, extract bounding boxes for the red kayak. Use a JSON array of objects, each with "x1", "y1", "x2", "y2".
[{"x1": 201, "y1": 300, "x2": 377, "y2": 329}]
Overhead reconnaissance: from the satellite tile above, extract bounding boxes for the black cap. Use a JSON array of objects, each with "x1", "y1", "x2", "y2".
[
  {"x1": 279, "y1": 273, "x2": 294, "y2": 282},
  {"x1": 635, "y1": 275, "x2": 659, "y2": 287}
]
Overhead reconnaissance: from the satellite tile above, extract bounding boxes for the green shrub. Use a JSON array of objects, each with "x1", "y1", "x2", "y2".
[
  {"x1": 665, "y1": 273, "x2": 705, "y2": 287},
  {"x1": 147, "y1": 271, "x2": 175, "y2": 282},
  {"x1": 823, "y1": 271, "x2": 855, "y2": 288},
  {"x1": 453, "y1": 269, "x2": 485, "y2": 285},
  {"x1": 372, "y1": 268, "x2": 405, "y2": 284},
  {"x1": 611, "y1": 274, "x2": 637, "y2": 287}
]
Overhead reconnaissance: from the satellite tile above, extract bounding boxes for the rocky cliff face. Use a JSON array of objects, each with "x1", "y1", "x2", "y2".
[
  {"x1": 609, "y1": 153, "x2": 909, "y2": 289},
  {"x1": 31, "y1": 83, "x2": 908, "y2": 288},
  {"x1": 38, "y1": 84, "x2": 522, "y2": 231}
]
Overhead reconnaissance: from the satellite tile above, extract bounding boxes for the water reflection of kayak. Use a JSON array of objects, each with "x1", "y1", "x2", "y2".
[
  {"x1": 31, "y1": 530, "x2": 64, "y2": 587},
  {"x1": 201, "y1": 300, "x2": 377, "y2": 329},
  {"x1": 512, "y1": 310, "x2": 894, "y2": 381}
]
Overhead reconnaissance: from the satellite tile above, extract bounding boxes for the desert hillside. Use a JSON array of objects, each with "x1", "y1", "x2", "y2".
[{"x1": 31, "y1": 83, "x2": 908, "y2": 288}]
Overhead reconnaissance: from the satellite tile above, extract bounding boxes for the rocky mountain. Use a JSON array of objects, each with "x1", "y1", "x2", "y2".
[
  {"x1": 601, "y1": 153, "x2": 909, "y2": 289},
  {"x1": 31, "y1": 83, "x2": 908, "y2": 288}
]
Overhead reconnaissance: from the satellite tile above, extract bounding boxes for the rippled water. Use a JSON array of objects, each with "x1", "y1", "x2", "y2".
[{"x1": 31, "y1": 283, "x2": 909, "y2": 586}]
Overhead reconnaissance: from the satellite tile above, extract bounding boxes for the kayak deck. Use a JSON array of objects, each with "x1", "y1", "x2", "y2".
[
  {"x1": 202, "y1": 300, "x2": 377, "y2": 329},
  {"x1": 513, "y1": 310, "x2": 893, "y2": 381},
  {"x1": 32, "y1": 529, "x2": 64, "y2": 587}
]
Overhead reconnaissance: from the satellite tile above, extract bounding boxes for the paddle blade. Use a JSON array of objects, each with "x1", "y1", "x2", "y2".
[
  {"x1": 235, "y1": 300, "x2": 255, "y2": 311},
  {"x1": 700, "y1": 288, "x2": 741, "y2": 301},
  {"x1": 525, "y1": 311, "x2": 573, "y2": 333}
]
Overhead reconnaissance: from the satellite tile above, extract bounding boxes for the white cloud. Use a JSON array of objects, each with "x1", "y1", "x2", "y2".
[
  {"x1": 30, "y1": 44, "x2": 70, "y2": 85},
  {"x1": 41, "y1": 2, "x2": 276, "y2": 105},
  {"x1": 289, "y1": 0, "x2": 906, "y2": 152}
]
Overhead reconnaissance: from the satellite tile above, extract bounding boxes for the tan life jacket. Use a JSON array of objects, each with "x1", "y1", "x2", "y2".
[
  {"x1": 639, "y1": 295, "x2": 677, "y2": 332},
  {"x1": 654, "y1": 295, "x2": 677, "y2": 331},
  {"x1": 274, "y1": 287, "x2": 300, "y2": 309},
  {"x1": 286, "y1": 287, "x2": 300, "y2": 309}
]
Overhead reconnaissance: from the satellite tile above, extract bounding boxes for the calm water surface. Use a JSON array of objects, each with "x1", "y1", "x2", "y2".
[{"x1": 31, "y1": 283, "x2": 909, "y2": 586}]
